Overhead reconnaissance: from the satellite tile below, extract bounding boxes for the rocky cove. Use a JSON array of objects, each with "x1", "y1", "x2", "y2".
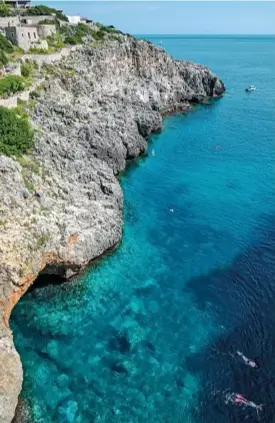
[{"x1": 0, "y1": 34, "x2": 225, "y2": 423}]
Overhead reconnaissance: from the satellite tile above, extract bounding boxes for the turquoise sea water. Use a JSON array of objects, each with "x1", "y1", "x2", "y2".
[{"x1": 11, "y1": 36, "x2": 275, "y2": 423}]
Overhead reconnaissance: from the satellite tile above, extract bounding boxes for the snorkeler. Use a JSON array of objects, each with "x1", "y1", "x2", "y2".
[
  {"x1": 225, "y1": 392, "x2": 263, "y2": 417},
  {"x1": 236, "y1": 350, "x2": 258, "y2": 368}
]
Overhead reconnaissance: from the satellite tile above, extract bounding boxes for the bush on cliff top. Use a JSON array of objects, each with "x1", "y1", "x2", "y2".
[
  {"x1": 23, "y1": 5, "x2": 68, "y2": 22},
  {"x1": 61, "y1": 22, "x2": 122, "y2": 45},
  {"x1": 0, "y1": 107, "x2": 34, "y2": 157},
  {"x1": 0, "y1": 75, "x2": 25, "y2": 97},
  {"x1": 62, "y1": 22, "x2": 94, "y2": 45}
]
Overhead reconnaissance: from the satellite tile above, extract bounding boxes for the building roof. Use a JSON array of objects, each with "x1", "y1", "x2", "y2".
[
  {"x1": 81, "y1": 17, "x2": 93, "y2": 23},
  {"x1": 5, "y1": 0, "x2": 31, "y2": 4}
]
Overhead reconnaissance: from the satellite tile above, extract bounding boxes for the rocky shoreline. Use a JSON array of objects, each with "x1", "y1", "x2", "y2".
[{"x1": 0, "y1": 34, "x2": 225, "y2": 423}]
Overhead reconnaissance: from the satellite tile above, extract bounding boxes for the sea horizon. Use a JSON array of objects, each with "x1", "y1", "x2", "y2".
[{"x1": 135, "y1": 33, "x2": 275, "y2": 38}]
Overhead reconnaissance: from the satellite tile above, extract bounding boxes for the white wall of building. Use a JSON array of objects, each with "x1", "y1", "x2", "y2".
[{"x1": 67, "y1": 15, "x2": 81, "y2": 25}]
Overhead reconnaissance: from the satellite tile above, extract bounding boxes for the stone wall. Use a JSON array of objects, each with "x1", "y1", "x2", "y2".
[
  {"x1": 0, "y1": 45, "x2": 80, "y2": 108},
  {"x1": 0, "y1": 77, "x2": 45, "y2": 108},
  {"x1": 22, "y1": 45, "x2": 80, "y2": 69},
  {"x1": 37, "y1": 24, "x2": 56, "y2": 38},
  {"x1": 19, "y1": 15, "x2": 56, "y2": 25},
  {"x1": 0, "y1": 17, "x2": 20, "y2": 29}
]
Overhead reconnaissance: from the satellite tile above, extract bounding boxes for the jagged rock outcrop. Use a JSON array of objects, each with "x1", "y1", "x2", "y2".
[{"x1": 0, "y1": 34, "x2": 225, "y2": 423}]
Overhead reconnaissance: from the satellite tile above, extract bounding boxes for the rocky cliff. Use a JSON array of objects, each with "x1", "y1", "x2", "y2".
[{"x1": 0, "y1": 34, "x2": 225, "y2": 423}]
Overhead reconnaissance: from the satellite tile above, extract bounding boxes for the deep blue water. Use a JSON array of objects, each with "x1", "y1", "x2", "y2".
[{"x1": 11, "y1": 36, "x2": 275, "y2": 423}]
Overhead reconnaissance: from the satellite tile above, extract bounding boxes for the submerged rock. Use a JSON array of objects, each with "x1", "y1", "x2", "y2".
[
  {"x1": 108, "y1": 332, "x2": 131, "y2": 354},
  {"x1": 0, "y1": 33, "x2": 225, "y2": 423}
]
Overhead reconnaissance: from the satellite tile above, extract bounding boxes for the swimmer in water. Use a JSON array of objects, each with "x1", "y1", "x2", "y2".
[
  {"x1": 152, "y1": 149, "x2": 156, "y2": 156},
  {"x1": 237, "y1": 350, "x2": 258, "y2": 368},
  {"x1": 215, "y1": 145, "x2": 220, "y2": 151},
  {"x1": 225, "y1": 392, "x2": 263, "y2": 417}
]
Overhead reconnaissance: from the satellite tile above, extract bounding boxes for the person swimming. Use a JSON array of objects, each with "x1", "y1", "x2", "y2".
[
  {"x1": 225, "y1": 392, "x2": 263, "y2": 417},
  {"x1": 237, "y1": 350, "x2": 258, "y2": 368}
]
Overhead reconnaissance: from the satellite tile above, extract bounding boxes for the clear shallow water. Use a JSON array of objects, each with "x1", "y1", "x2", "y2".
[{"x1": 11, "y1": 36, "x2": 275, "y2": 423}]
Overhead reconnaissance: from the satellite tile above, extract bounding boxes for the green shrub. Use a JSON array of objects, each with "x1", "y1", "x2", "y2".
[
  {"x1": 64, "y1": 35, "x2": 78, "y2": 45},
  {"x1": 62, "y1": 22, "x2": 108, "y2": 45},
  {"x1": 0, "y1": 33, "x2": 14, "y2": 53},
  {"x1": 21, "y1": 61, "x2": 36, "y2": 78},
  {"x1": 38, "y1": 18, "x2": 56, "y2": 25},
  {"x1": 0, "y1": 51, "x2": 8, "y2": 67},
  {"x1": 0, "y1": 3, "x2": 12, "y2": 17},
  {"x1": 0, "y1": 107, "x2": 34, "y2": 157},
  {"x1": 17, "y1": 156, "x2": 40, "y2": 174},
  {"x1": 24, "y1": 5, "x2": 68, "y2": 21},
  {"x1": 92, "y1": 30, "x2": 106, "y2": 41},
  {"x1": 109, "y1": 35, "x2": 122, "y2": 43},
  {"x1": 28, "y1": 47, "x2": 49, "y2": 54},
  {"x1": 47, "y1": 32, "x2": 64, "y2": 49},
  {"x1": 30, "y1": 90, "x2": 40, "y2": 99},
  {"x1": 0, "y1": 75, "x2": 25, "y2": 97},
  {"x1": 99, "y1": 24, "x2": 119, "y2": 33}
]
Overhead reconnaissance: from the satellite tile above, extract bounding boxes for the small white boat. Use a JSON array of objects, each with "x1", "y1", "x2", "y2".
[{"x1": 245, "y1": 85, "x2": 256, "y2": 92}]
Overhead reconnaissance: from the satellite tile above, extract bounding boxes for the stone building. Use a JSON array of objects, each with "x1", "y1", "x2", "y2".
[
  {"x1": 4, "y1": 0, "x2": 30, "y2": 8},
  {"x1": 0, "y1": 15, "x2": 56, "y2": 30},
  {"x1": 5, "y1": 25, "x2": 48, "y2": 51},
  {"x1": 67, "y1": 15, "x2": 81, "y2": 25}
]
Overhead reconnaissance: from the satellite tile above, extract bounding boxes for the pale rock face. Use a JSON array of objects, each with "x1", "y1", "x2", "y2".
[{"x1": 0, "y1": 35, "x2": 225, "y2": 422}]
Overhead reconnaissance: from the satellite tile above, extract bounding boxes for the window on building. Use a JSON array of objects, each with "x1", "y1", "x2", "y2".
[
  {"x1": 33, "y1": 32, "x2": 36, "y2": 39},
  {"x1": 28, "y1": 32, "x2": 31, "y2": 39},
  {"x1": 22, "y1": 33, "x2": 24, "y2": 37}
]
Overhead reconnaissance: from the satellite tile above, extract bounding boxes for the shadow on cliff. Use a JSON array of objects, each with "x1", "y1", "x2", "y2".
[{"x1": 182, "y1": 213, "x2": 275, "y2": 423}]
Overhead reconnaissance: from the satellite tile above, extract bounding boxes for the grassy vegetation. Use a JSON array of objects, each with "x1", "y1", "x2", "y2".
[
  {"x1": 46, "y1": 32, "x2": 65, "y2": 49},
  {"x1": 0, "y1": 33, "x2": 14, "y2": 53},
  {"x1": 28, "y1": 46, "x2": 56, "y2": 54},
  {"x1": 42, "y1": 63, "x2": 76, "y2": 78},
  {"x1": 23, "y1": 5, "x2": 68, "y2": 22},
  {"x1": 0, "y1": 107, "x2": 34, "y2": 157},
  {"x1": 0, "y1": 3, "x2": 13, "y2": 17},
  {"x1": 0, "y1": 50, "x2": 8, "y2": 67},
  {"x1": 0, "y1": 33, "x2": 14, "y2": 66},
  {"x1": 98, "y1": 24, "x2": 121, "y2": 34},
  {"x1": 21, "y1": 61, "x2": 37, "y2": 78},
  {"x1": 0, "y1": 75, "x2": 26, "y2": 97},
  {"x1": 22, "y1": 168, "x2": 35, "y2": 192},
  {"x1": 38, "y1": 18, "x2": 56, "y2": 25},
  {"x1": 17, "y1": 155, "x2": 40, "y2": 175},
  {"x1": 109, "y1": 34, "x2": 123, "y2": 43},
  {"x1": 59, "y1": 22, "x2": 122, "y2": 45}
]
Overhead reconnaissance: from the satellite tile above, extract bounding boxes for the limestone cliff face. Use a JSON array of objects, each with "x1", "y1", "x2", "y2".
[{"x1": 0, "y1": 35, "x2": 225, "y2": 423}]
